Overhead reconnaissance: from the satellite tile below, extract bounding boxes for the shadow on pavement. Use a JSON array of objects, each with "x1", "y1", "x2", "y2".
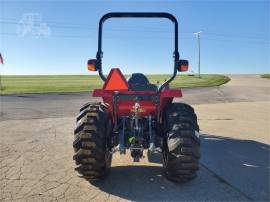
[
  {"x1": 90, "y1": 165, "x2": 229, "y2": 201},
  {"x1": 89, "y1": 134, "x2": 269, "y2": 201},
  {"x1": 201, "y1": 134, "x2": 270, "y2": 201}
]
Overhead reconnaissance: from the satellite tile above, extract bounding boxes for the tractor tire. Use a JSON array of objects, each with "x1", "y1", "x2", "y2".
[
  {"x1": 162, "y1": 103, "x2": 200, "y2": 182},
  {"x1": 73, "y1": 102, "x2": 112, "y2": 180}
]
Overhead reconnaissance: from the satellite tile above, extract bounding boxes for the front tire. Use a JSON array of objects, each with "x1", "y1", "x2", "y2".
[
  {"x1": 73, "y1": 102, "x2": 112, "y2": 180},
  {"x1": 163, "y1": 103, "x2": 200, "y2": 182}
]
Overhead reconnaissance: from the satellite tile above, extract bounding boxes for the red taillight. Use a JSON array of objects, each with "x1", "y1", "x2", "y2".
[{"x1": 179, "y1": 64, "x2": 188, "y2": 71}]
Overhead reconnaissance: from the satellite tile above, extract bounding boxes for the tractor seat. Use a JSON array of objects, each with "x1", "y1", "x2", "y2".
[{"x1": 128, "y1": 73, "x2": 157, "y2": 91}]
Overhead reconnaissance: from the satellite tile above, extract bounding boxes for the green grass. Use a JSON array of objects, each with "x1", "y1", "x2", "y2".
[
  {"x1": 0, "y1": 74, "x2": 230, "y2": 94},
  {"x1": 261, "y1": 74, "x2": 270, "y2": 79}
]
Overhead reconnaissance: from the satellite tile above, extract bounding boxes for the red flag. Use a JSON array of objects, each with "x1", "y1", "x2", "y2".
[{"x1": 0, "y1": 53, "x2": 3, "y2": 64}]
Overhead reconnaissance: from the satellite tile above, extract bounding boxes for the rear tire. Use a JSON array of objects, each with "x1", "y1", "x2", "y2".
[
  {"x1": 73, "y1": 102, "x2": 112, "y2": 180},
  {"x1": 163, "y1": 103, "x2": 200, "y2": 182}
]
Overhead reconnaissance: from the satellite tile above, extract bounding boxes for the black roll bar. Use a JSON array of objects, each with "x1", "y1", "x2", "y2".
[{"x1": 96, "y1": 12, "x2": 180, "y2": 92}]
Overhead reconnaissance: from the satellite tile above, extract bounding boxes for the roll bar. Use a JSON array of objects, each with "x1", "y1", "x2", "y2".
[{"x1": 96, "y1": 12, "x2": 180, "y2": 92}]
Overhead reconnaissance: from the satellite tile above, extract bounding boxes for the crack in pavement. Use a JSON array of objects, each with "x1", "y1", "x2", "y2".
[{"x1": 0, "y1": 116, "x2": 262, "y2": 201}]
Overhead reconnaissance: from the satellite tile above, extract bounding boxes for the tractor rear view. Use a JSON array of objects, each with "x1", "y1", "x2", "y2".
[{"x1": 73, "y1": 12, "x2": 200, "y2": 182}]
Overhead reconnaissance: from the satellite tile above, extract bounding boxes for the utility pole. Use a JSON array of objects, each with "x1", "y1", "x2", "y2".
[{"x1": 193, "y1": 31, "x2": 203, "y2": 78}]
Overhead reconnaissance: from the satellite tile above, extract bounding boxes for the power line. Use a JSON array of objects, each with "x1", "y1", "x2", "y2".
[
  {"x1": 0, "y1": 18, "x2": 269, "y2": 43},
  {"x1": 1, "y1": 17, "x2": 268, "y2": 35},
  {"x1": 0, "y1": 31, "x2": 269, "y2": 45},
  {"x1": 0, "y1": 18, "x2": 269, "y2": 41}
]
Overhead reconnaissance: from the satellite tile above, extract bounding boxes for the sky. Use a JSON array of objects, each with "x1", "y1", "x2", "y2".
[{"x1": 0, "y1": 0, "x2": 269, "y2": 75}]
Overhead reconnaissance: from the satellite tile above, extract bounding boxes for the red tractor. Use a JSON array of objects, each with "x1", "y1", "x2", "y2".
[{"x1": 73, "y1": 12, "x2": 200, "y2": 182}]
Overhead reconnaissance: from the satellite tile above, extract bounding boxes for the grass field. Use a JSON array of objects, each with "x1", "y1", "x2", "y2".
[
  {"x1": 261, "y1": 74, "x2": 270, "y2": 79},
  {"x1": 0, "y1": 74, "x2": 230, "y2": 94}
]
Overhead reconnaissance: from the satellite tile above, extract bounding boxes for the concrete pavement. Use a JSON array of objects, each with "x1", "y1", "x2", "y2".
[
  {"x1": 195, "y1": 101, "x2": 270, "y2": 201},
  {"x1": 0, "y1": 75, "x2": 269, "y2": 201}
]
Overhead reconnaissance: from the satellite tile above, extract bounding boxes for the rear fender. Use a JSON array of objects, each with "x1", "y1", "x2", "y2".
[{"x1": 92, "y1": 89, "x2": 182, "y2": 122}]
